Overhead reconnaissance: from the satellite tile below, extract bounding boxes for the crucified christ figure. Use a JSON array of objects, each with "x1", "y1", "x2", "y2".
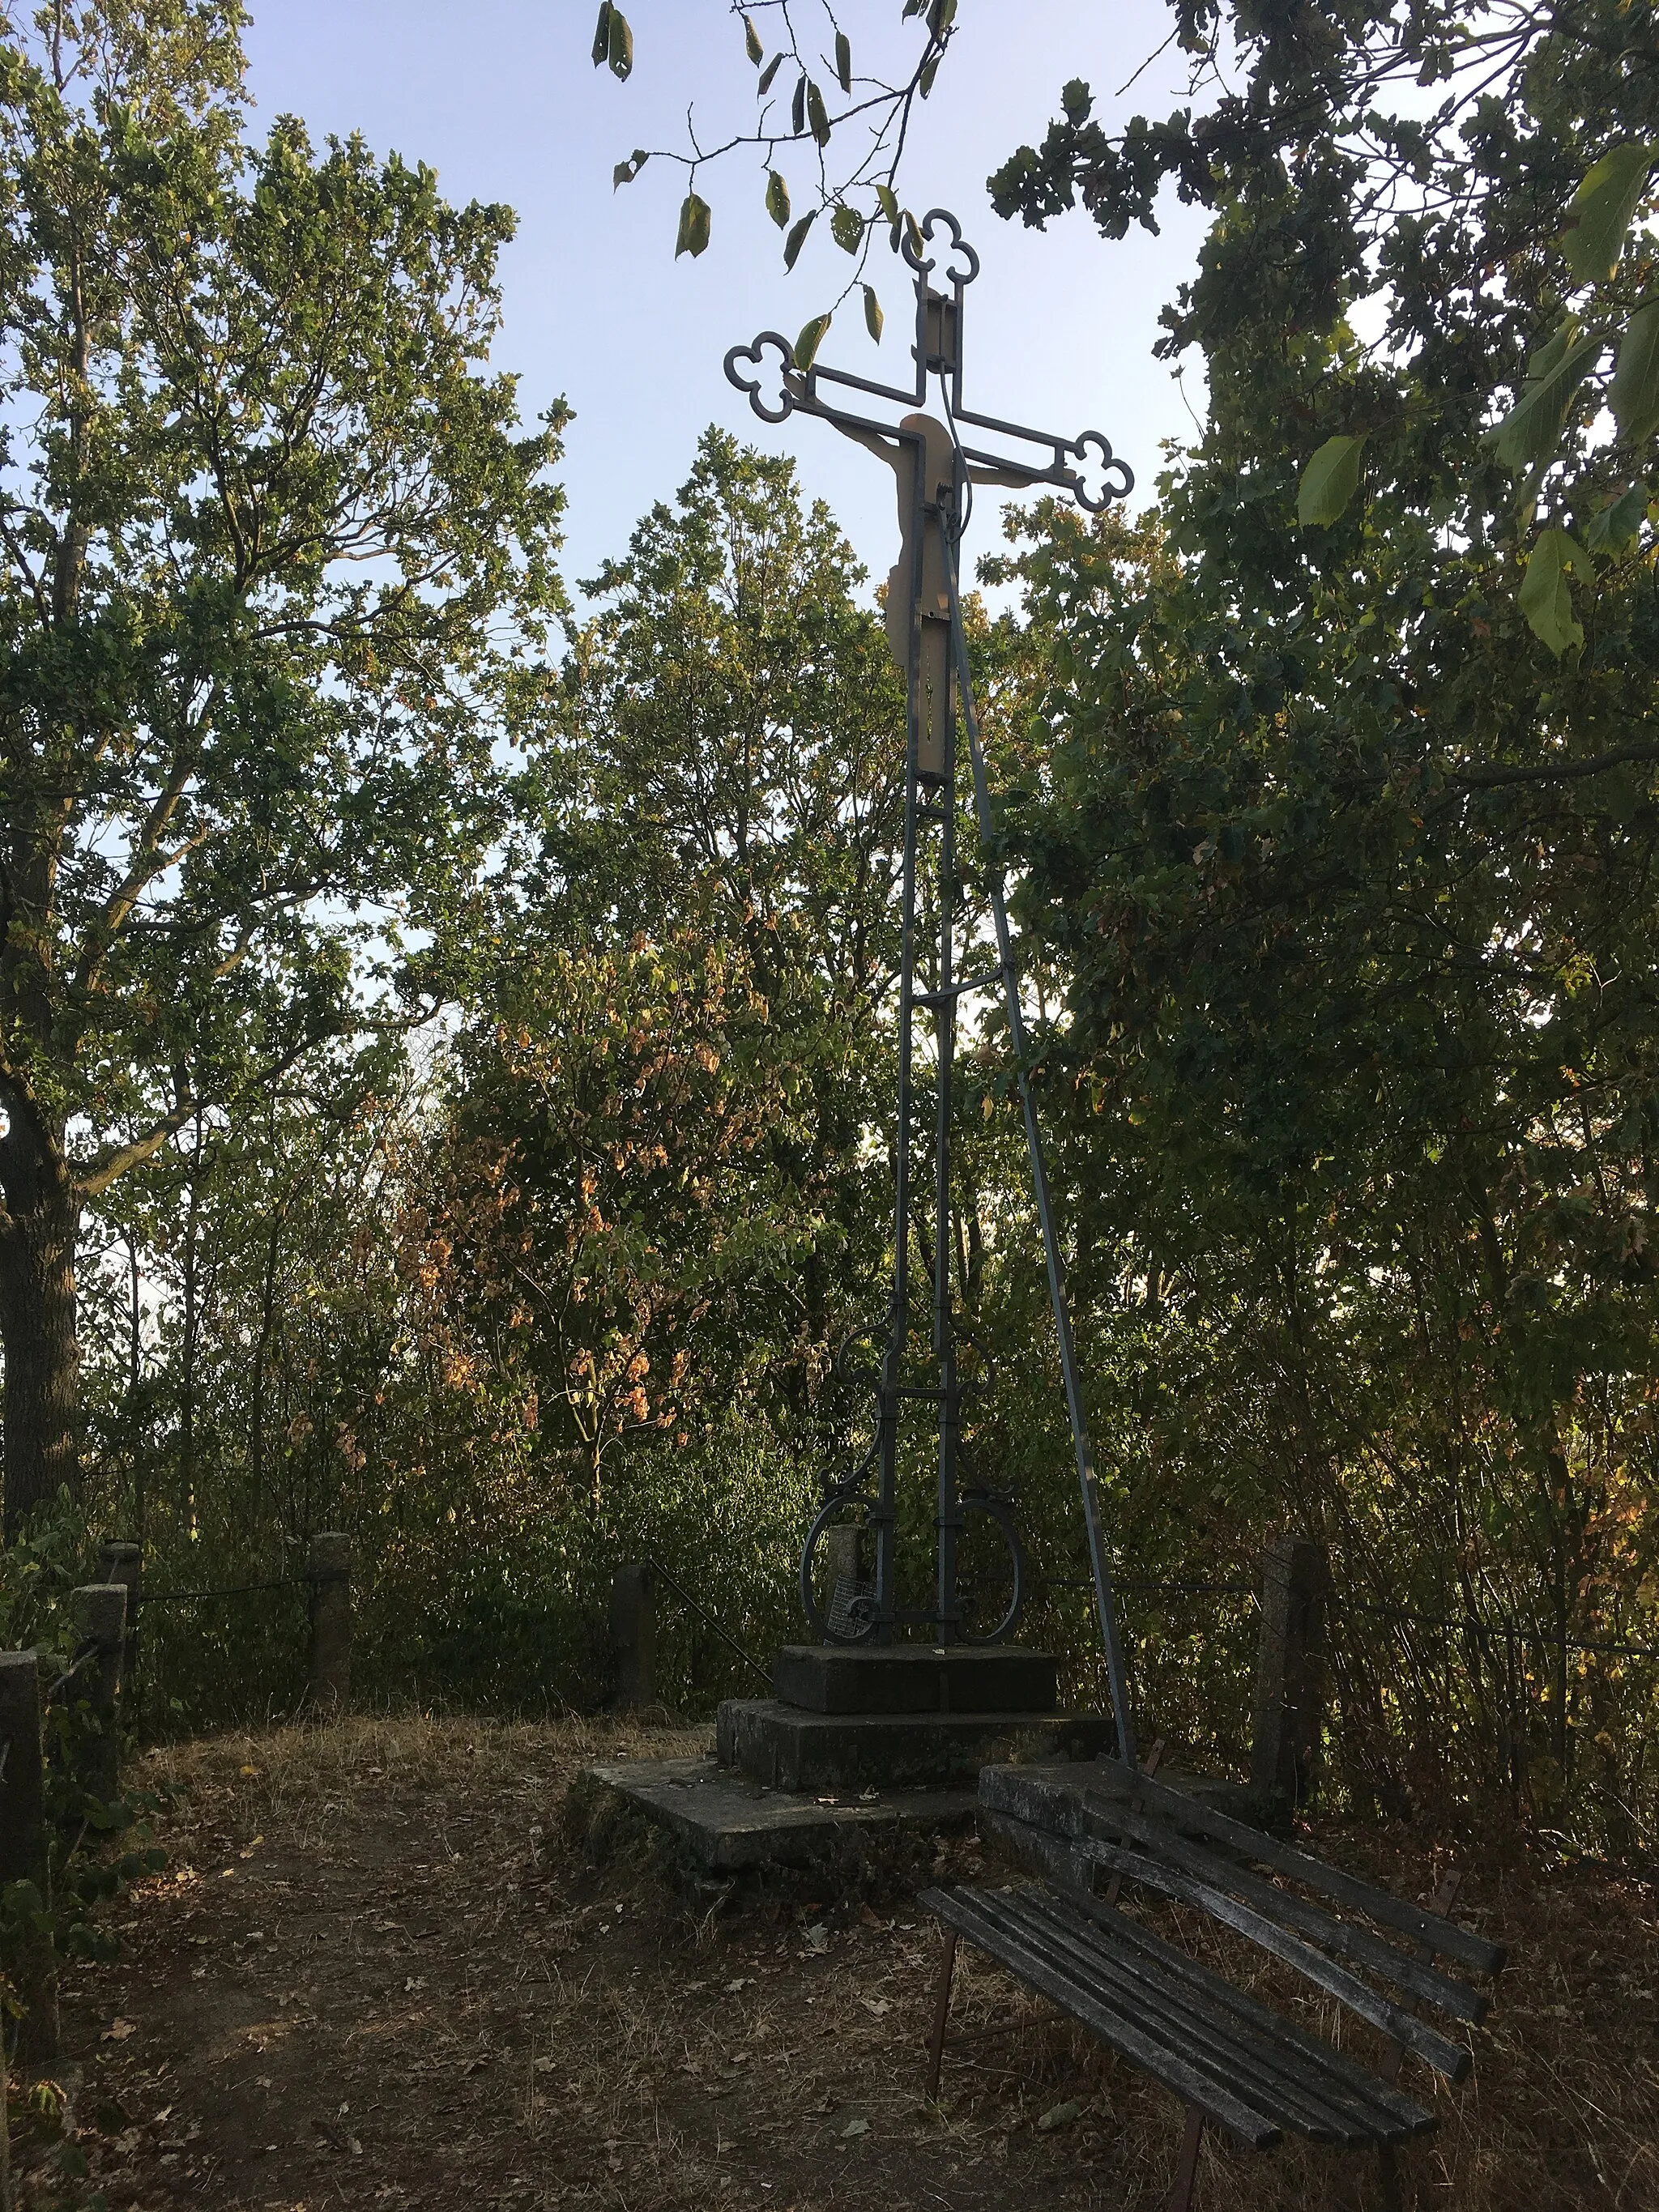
[{"x1": 828, "y1": 408, "x2": 1033, "y2": 784}]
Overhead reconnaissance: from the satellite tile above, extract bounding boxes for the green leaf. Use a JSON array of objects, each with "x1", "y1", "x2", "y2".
[
  {"x1": 1296, "y1": 434, "x2": 1367, "y2": 526},
  {"x1": 830, "y1": 203, "x2": 864, "y2": 254},
  {"x1": 863, "y1": 285, "x2": 884, "y2": 343},
  {"x1": 1037, "y1": 2099, "x2": 1082, "y2": 2134},
  {"x1": 791, "y1": 74, "x2": 806, "y2": 136},
  {"x1": 757, "y1": 52, "x2": 783, "y2": 93},
  {"x1": 613, "y1": 149, "x2": 648, "y2": 189},
  {"x1": 606, "y1": 6, "x2": 633, "y2": 79},
  {"x1": 875, "y1": 184, "x2": 899, "y2": 226},
  {"x1": 744, "y1": 13, "x2": 763, "y2": 65},
  {"x1": 835, "y1": 31, "x2": 852, "y2": 92},
  {"x1": 807, "y1": 81, "x2": 831, "y2": 147},
  {"x1": 1061, "y1": 78, "x2": 1091, "y2": 124},
  {"x1": 1487, "y1": 318, "x2": 1603, "y2": 470},
  {"x1": 591, "y1": 2, "x2": 612, "y2": 66},
  {"x1": 1586, "y1": 481, "x2": 1649, "y2": 555},
  {"x1": 1560, "y1": 142, "x2": 1655, "y2": 286},
  {"x1": 794, "y1": 313, "x2": 833, "y2": 372},
  {"x1": 1610, "y1": 297, "x2": 1659, "y2": 448},
  {"x1": 766, "y1": 170, "x2": 790, "y2": 229},
  {"x1": 783, "y1": 210, "x2": 817, "y2": 270},
  {"x1": 919, "y1": 53, "x2": 940, "y2": 97},
  {"x1": 675, "y1": 192, "x2": 711, "y2": 259},
  {"x1": 1518, "y1": 528, "x2": 1587, "y2": 658},
  {"x1": 928, "y1": 0, "x2": 957, "y2": 32}
]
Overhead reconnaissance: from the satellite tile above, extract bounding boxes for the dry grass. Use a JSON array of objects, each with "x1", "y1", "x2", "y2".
[{"x1": 19, "y1": 1711, "x2": 1657, "y2": 2210}]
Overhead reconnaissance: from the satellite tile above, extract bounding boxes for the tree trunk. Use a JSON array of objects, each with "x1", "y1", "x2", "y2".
[{"x1": 0, "y1": 1108, "x2": 81, "y2": 1537}]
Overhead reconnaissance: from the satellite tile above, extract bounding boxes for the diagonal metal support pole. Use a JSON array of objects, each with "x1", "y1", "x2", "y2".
[{"x1": 942, "y1": 531, "x2": 1137, "y2": 1765}]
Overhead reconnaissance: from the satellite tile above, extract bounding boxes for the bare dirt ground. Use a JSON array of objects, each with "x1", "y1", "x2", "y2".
[{"x1": 22, "y1": 1714, "x2": 1659, "y2": 2211}]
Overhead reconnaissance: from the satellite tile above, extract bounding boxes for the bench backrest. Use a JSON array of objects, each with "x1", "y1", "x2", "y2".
[{"x1": 980, "y1": 1760, "x2": 1505, "y2": 2082}]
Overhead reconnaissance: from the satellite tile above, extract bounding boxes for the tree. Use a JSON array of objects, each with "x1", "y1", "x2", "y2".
[
  {"x1": 437, "y1": 432, "x2": 908, "y2": 1484},
  {"x1": 0, "y1": 0, "x2": 565, "y2": 1528},
  {"x1": 987, "y1": 0, "x2": 1657, "y2": 648},
  {"x1": 531, "y1": 428, "x2": 904, "y2": 991},
  {"x1": 975, "y1": 0, "x2": 1659, "y2": 1815}
]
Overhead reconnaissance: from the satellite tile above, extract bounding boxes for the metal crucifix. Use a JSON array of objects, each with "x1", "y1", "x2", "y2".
[{"x1": 725, "y1": 209, "x2": 1137, "y2": 1762}]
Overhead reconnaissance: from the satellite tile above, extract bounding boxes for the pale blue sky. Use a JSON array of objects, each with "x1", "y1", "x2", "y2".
[{"x1": 243, "y1": 2, "x2": 1209, "y2": 602}]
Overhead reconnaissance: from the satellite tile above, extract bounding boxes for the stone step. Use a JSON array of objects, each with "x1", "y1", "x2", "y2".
[
  {"x1": 717, "y1": 1697, "x2": 1111, "y2": 1793},
  {"x1": 771, "y1": 1643, "x2": 1059, "y2": 1716}
]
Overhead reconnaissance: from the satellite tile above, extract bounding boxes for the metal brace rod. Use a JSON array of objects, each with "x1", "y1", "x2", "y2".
[
  {"x1": 942, "y1": 528, "x2": 1137, "y2": 1767},
  {"x1": 915, "y1": 971, "x2": 1000, "y2": 1008}
]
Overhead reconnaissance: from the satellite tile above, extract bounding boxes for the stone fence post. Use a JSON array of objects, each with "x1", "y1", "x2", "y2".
[
  {"x1": 97, "y1": 1541, "x2": 141, "y2": 1652},
  {"x1": 608, "y1": 1564, "x2": 656, "y2": 1710},
  {"x1": 1250, "y1": 1535, "x2": 1328, "y2": 1808},
  {"x1": 70, "y1": 1583, "x2": 128, "y2": 1805},
  {"x1": 305, "y1": 1533, "x2": 352, "y2": 1713},
  {"x1": 0, "y1": 1651, "x2": 59, "y2": 2063}
]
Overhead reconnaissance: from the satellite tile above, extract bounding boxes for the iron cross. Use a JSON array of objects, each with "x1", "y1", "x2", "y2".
[
  {"x1": 722, "y1": 209, "x2": 1137, "y2": 1764},
  {"x1": 726, "y1": 208, "x2": 1133, "y2": 782}
]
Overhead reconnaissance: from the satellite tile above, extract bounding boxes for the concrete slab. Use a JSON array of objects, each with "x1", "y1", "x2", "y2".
[
  {"x1": 717, "y1": 1698, "x2": 1112, "y2": 1791},
  {"x1": 576, "y1": 1757, "x2": 978, "y2": 1871},
  {"x1": 771, "y1": 1643, "x2": 1059, "y2": 1715}
]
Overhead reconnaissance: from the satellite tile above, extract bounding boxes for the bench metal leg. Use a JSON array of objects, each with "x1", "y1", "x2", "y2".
[
  {"x1": 925, "y1": 1928, "x2": 958, "y2": 2101},
  {"x1": 1166, "y1": 2103, "x2": 1205, "y2": 2212},
  {"x1": 1375, "y1": 2143, "x2": 1402, "y2": 2212}
]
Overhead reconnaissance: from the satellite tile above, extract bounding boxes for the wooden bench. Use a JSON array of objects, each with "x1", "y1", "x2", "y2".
[{"x1": 919, "y1": 1757, "x2": 1507, "y2": 2212}]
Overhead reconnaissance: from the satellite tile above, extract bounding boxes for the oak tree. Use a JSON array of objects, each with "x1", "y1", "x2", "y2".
[{"x1": 0, "y1": 0, "x2": 565, "y2": 1528}]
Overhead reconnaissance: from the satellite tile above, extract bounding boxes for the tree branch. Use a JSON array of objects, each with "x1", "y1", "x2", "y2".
[
  {"x1": 75, "y1": 1101, "x2": 198, "y2": 1200},
  {"x1": 1450, "y1": 743, "x2": 1659, "y2": 791}
]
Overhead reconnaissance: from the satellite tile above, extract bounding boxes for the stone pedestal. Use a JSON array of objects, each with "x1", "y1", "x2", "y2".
[
  {"x1": 774, "y1": 1643, "x2": 1057, "y2": 1713},
  {"x1": 577, "y1": 1643, "x2": 1111, "y2": 1873},
  {"x1": 716, "y1": 1643, "x2": 1108, "y2": 1792}
]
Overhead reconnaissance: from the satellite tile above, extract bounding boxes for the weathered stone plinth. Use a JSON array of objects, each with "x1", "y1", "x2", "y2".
[
  {"x1": 716, "y1": 1697, "x2": 1108, "y2": 1792},
  {"x1": 574, "y1": 1643, "x2": 1108, "y2": 1872},
  {"x1": 717, "y1": 1642, "x2": 1107, "y2": 1792},
  {"x1": 771, "y1": 1643, "x2": 1058, "y2": 1715}
]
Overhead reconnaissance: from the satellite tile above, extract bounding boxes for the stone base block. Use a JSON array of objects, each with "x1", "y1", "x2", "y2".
[
  {"x1": 716, "y1": 1697, "x2": 1111, "y2": 1792},
  {"x1": 574, "y1": 1756, "x2": 977, "y2": 1873},
  {"x1": 770, "y1": 1643, "x2": 1059, "y2": 1715}
]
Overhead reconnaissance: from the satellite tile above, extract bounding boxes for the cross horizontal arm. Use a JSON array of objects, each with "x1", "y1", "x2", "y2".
[{"x1": 723, "y1": 334, "x2": 1135, "y2": 510}]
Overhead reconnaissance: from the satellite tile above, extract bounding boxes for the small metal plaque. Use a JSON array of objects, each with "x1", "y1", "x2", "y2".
[{"x1": 827, "y1": 1577, "x2": 878, "y2": 1642}]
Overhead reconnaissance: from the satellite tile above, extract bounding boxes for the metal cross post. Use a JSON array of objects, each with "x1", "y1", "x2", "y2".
[{"x1": 725, "y1": 209, "x2": 1138, "y2": 1762}]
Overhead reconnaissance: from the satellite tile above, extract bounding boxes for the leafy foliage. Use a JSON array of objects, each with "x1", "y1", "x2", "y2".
[{"x1": 592, "y1": 2, "x2": 961, "y2": 362}]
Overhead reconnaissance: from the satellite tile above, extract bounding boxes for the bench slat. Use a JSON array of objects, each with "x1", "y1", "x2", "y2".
[
  {"x1": 923, "y1": 1885, "x2": 1285, "y2": 2148},
  {"x1": 1005, "y1": 1887, "x2": 1427, "y2": 2146},
  {"x1": 1073, "y1": 1839, "x2": 1471, "y2": 2081},
  {"x1": 981, "y1": 1891, "x2": 1377, "y2": 2146},
  {"x1": 1047, "y1": 1886, "x2": 1436, "y2": 2141},
  {"x1": 1081, "y1": 1801, "x2": 1486, "y2": 2023},
  {"x1": 1080, "y1": 1764, "x2": 1507, "y2": 1976},
  {"x1": 925, "y1": 1884, "x2": 1436, "y2": 2148},
  {"x1": 981, "y1": 1799, "x2": 1469, "y2": 2091}
]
